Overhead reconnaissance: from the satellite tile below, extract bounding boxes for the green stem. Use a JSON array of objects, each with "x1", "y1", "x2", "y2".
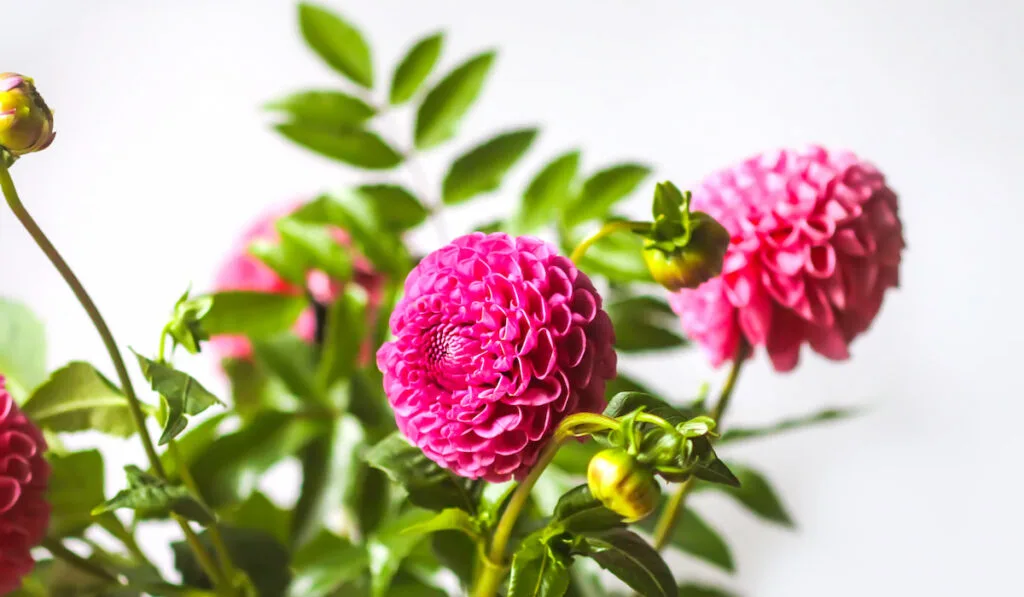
[
  {"x1": 0, "y1": 161, "x2": 165, "y2": 477},
  {"x1": 652, "y1": 339, "x2": 748, "y2": 551},
  {"x1": 569, "y1": 220, "x2": 650, "y2": 263},
  {"x1": 41, "y1": 537, "x2": 121, "y2": 586},
  {"x1": 174, "y1": 515, "x2": 228, "y2": 589}
]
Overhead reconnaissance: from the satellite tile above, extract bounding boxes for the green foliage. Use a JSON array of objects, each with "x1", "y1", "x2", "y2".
[
  {"x1": 390, "y1": 32, "x2": 445, "y2": 105},
  {"x1": 515, "y1": 150, "x2": 580, "y2": 234},
  {"x1": 639, "y1": 505, "x2": 733, "y2": 572},
  {"x1": 507, "y1": 535, "x2": 571, "y2": 597},
  {"x1": 132, "y1": 350, "x2": 223, "y2": 444},
  {"x1": 0, "y1": 296, "x2": 46, "y2": 402},
  {"x1": 697, "y1": 463, "x2": 793, "y2": 527},
  {"x1": 200, "y1": 291, "x2": 307, "y2": 339},
  {"x1": 174, "y1": 526, "x2": 292, "y2": 596},
  {"x1": 22, "y1": 361, "x2": 138, "y2": 437},
  {"x1": 368, "y1": 508, "x2": 436, "y2": 597},
  {"x1": 227, "y1": 492, "x2": 293, "y2": 547},
  {"x1": 677, "y1": 584, "x2": 738, "y2": 597},
  {"x1": 564, "y1": 164, "x2": 651, "y2": 228},
  {"x1": 298, "y1": 2, "x2": 374, "y2": 87},
  {"x1": 720, "y1": 408, "x2": 859, "y2": 444},
  {"x1": 316, "y1": 290, "x2": 367, "y2": 391},
  {"x1": 551, "y1": 485, "x2": 624, "y2": 534},
  {"x1": 415, "y1": 51, "x2": 496, "y2": 149},
  {"x1": 46, "y1": 449, "x2": 106, "y2": 537},
  {"x1": 289, "y1": 531, "x2": 369, "y2": 597},
  {"x1": 571, "y1": 529, "x2": 676, "y2": 597},
  {"x1": 442, "y1": 128, "x2": 538, "y2": 204},
  {"x1": 275, "y1": 123, "x2": 403, "y2": 169},
  {"x1": 275, "y1": 216, "x2": 354, "y2": 280},
  {"x1": 94, "y1": 465, "x2": 214, "y2": 524},
  {"x1": 605, "y1": 296, "x2": 686, "y2": 353},
  {"x1": 365, "y1": 432, "x2": 479, "y2": 513},
  {"x1": 575, "y1": 225, "x2": 652, "y2": 283},
  {"x1": 355, "y1": 184, "x2": 430, "y2": 231},
  {"x1": 266, "y1": 90, "x2": 376, "y2": 128}
]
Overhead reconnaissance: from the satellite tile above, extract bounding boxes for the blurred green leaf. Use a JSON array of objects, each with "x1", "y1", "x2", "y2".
[
  {"x1": 516, "y1": 150, "x2": 580, "y2": 234},
  {"x1": 442, "y1": 128, "x2": 538, "y2": 205},
  {"x1": 507, "y1": 534, "x2": 571, "y2": 597},
  {"x1": 551, "y1": 439, "x2": 601, "y2": 476},
  {"x1": 697, "y1": 463, "x2": 793, "y2": 527},
  {"x1": 605, "y1": 296, "x2": 686, "y2": 353},
  {"x1": 720, "y1": 408, "x2": 859, "y2": 444},
  {"x1": 430, "y1": 530, "x2": 476, "y2": 591},
  {"x1": 639, "y1": 505, "x2": 733, "y2": 572},
  {"x1": 414, "y1": 51, "x2": 496, "y2": 149},
  {"x1": 603, "y1": 392, "x2": 700, "y2": 426},
  {"x1": 0, "y1": 296, "x2": 46, "y2": 403},
  {"x1": 226, "y1": 492, "x2": 292, "y2": 547},
  {"x1": 253, "y1": 334, "x2": 320, "y2": 403},
  {"x1": 298, "y1": 2, "x2": 373, "y2": 87},
  {"x1": 161, "y1": 412, "x2": 230, "y2": 479},
  {"x1": 317, "y1": 290, "x2": 367, "y2": 391},
  {"x1": 564, "y1": 164, "x2": 651, "y2": 228},
  {"x1": 266, "y1": 90, "x2": 376, "y2": 128},
  {"x1": 189, "y1": 411, "x2": 327, "y2": 508},
  {"x1": 552, "y1": 485, "x2": 623, "y2": 534},
  {"x1": 132, "y1": 351, "x2": 223, "y2": 445},
  {"x1": 688, "y1": 436, "x2": 740, "y2": 488},
  {"x1": 276, "y1": 123, "x2": 403, "y2": 169},
  {"x1": 390, "y1": 32, "x2": 444, "y2": 105},
  {"x1": 174, "y1": 526, "x2": 291, "y2": 596},
  {"x1": 47, "y1": 449, "x2": 105, "y2": 537},
  {"x1": 249, "y1": 236, "x2": 309, "y2": 286},
  {"x1": 369, "y1": 509, "x2": 435, "y2": 597},
  {"x1": 222, "y1": 358, "x2": 300, "y2": 421},
  {"x1": 94, "y1": 465, "x2": 213, "y2": 524},
  {"x1": 276, "y1": 217, "x2": 354, "y2": 280},
  {"x1": 356, "y1": 184, "x2": 430, "y2": 231},
  {"x1": 201, "y1": 291, "x2": 307, "y2": 339},
  {"x1": 289, "y1": 531, "x2": 369, "y2": 597},
  {"x1": 576, "y1": 226, "x2": 651, "y2": 283},
  {"x1": 386, "y1": 572, "x2": 448, "y2": 597},
  {"x1": 404, "y1": 508, "x2": 480, "y2": 540},
  {"x1": 365, "y1": 432, "x2": 478, "y2": 513},
  {"x1": 22, "y1": 362, "x2": 137, "y2": 438},
  {"x1": 572, "y1": 528, "x2": 676, "y2": 597},
  {"x1": 296, "y1": 193, "x2": 409, "y2": 275},
  {"x1": 605, "y1": 373, "x2": 655, "y2": 398},
  {"x1": 678, "y1": 584, "x2": 738, "y2": 597}
]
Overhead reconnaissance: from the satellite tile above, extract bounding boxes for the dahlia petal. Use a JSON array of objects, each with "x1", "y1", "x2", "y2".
[
  {"x1": 806, "y1": 324, "x2": 850, "y2": 361},
  {"x1": 529, "y1": 329, "x2": 558, "y2": 378},
  {"x1": 805, "y1": 244, "x2": 837, "y2": 278}
]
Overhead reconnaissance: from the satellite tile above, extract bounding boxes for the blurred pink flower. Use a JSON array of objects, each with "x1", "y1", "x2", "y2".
[
  {"x1": 211, "y1": 202, "x2": 382, "y2": 361},
  {"x1": 0, "y1": 375, "x2": 50, "y2": 595},
  {"x1": 669, "y1": 146, "x2": 904, "y2": 371},
  {"x1": 377, "y1": 232, "x2": 617, "y2": 482}
]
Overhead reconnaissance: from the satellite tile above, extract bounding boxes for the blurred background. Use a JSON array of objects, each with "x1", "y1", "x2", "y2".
[{"x1": 1, "y1": 0, "x2": 1021, "y2": 594}]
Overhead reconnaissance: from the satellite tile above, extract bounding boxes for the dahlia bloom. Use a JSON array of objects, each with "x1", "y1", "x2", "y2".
[
  {"x1": 377, "y1": 232, "x2": 617, "y2": 482},
  {"x1": 211, "y1": 202, "x2": 382, "y2": 360},
  {"x1": 669, "y1": 146, "x2": 904, "y2": 371},
  {"x1": 0, "y1": 376, "x2": 50, "y2": 595}
]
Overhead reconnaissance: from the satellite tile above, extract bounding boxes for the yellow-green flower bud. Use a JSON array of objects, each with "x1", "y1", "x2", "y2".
[
  {"x1": 643, "y1": 212, "x2": 730, "y2": 291},
  {"x1": 0, "y1": 73, "x2": 55, "y2": 156},
  {"x1": 587, "y1": 448, "x2": 661, "y2": 522}
]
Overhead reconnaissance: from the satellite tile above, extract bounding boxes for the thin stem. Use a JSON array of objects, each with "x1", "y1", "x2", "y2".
[
  {"x1": 569, "y1": 220, "x2": 650, "y2": 264},
  {"x1": 0, "y1": 161, "x2": 166, "y2": 478},
  {"x1": 174, "y1": 515, "x2": 227, "y2": 589},
  {"x1": 652, "y1": 339, "x2": 749, "y2": 551},
  {"x1": 41, "y1": 537, "x2": 121, "y2": 586}
]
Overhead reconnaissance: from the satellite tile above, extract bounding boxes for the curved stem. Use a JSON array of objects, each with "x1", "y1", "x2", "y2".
[
  {"x1": 173, "y1": 515, "x2": 227, "y2": 589},
  {"x1": 652, "y1": 339, "x2": 748, "y2": 551},
  {"x1": 0, "y1": 162, "x2": 165, "y2": 477},
  {"x1": 41, "y1": 537, "x2": 121, "y2": 585},
  {"x1": 569, "y1": 220, "x2": 650, "y2": 263}
]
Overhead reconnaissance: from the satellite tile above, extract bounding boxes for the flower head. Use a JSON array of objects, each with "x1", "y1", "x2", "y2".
[
  {"x1": 0, "y1": 74, "x2": 55, "y2": 156},
  {"x1": 669, "y1": 146, "x2": 904, "y2": 371},
  {"x1": 211, "y1": 202, "x2": 382, "y2": 361},
  {"x1": 0, "y1": 375, "x2": 50, "y2": 594},
  {"x1": 377, "y1": 232, "x2": 617, "y2": 482}
]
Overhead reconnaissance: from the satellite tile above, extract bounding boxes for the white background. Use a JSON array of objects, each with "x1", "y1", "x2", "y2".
[{"x1": 2, "y1": 0, "x2": 1022, "y2": 595}]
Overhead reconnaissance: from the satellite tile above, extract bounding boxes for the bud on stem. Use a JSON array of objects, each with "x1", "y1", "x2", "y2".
[
  {"x1": 587, "y1": 448, "x2": 661, "y2": 522},
  {"x1": 0, "y1": 73, "x2": 55, "y2": 156}
]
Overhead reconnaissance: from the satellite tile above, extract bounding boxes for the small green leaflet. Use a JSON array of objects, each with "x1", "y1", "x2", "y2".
[
  {"x1": 132, "y1": 351, "x2": 224, "y2": 445},
  {"x1": 21, "y1": 361, "x2": 138, "y2": 438},
  {"x1": 298, "y1": 2, "x2": 373, "y2": 87},
  {"x1": 390, "y1": 32, "x2": 445, "y2": 105},
  {"x1": 442, "y1": 128, "x2": 538, "y2": 205},
  {"x1": 415, "y1": 51, "x2": 496, "y2": 149},
  {"x1": 93, "y1": 465, "x2": 214, "y2": 525}
]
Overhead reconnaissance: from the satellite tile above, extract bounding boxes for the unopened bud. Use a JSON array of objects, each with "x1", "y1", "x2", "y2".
[
  {"x1": 643, "y1": 212, "x2": 730, "y2": 291},
  {"x1": 587, "y1": 448, "x2": 661, "y2": 522},
  {"x1": 0, "y1": 73, "x2": 55, "y2": 156}
]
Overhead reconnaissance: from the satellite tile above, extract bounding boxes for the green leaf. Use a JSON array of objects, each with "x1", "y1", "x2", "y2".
[
  {"x1": 296, "y1": 193, "x2": 409, "y2": 275},
  {"x1": 47, "y1": 449, "x2": 105, "y2": 537},
  {"x1": 369, "y1": 509, "x2": 435, "y2": 597},
  {"x1": 252, "y1": 334, "x2": 320, "y2": 403},
  {"x1": 174, "y1": 526, "x2": 291, "y2": 596},
  {"x1": 603, "y1": 392, "x2": 700, "y2": 426},
  {"x1": 575, "y1": 226, "x2": 651, "y2": 283},
  {"x1": 572, "y1": 529, "x2": 676, "y2": 597},
  {"x1": 201, "y1": 291, "x2": 307, "y2": 340},
  {"x1": 414, "y1": 51, "x2": 496, "y2": 149},
  {"x1": 677, "y1": 584, "x2": 738, "y2": 597},
  {"x1": 22, "y1": 362, "x2": 137, "y2": 437},
  {"x1": 266, "y1": 90, "x2": 376, "y2": 128},
  {"x1": 223, "y1": 358, "x2": 300, "y2": 421},
  {"x1": 189, "y1": 412, "x2": 327, "y2": 508},
  {"x1": 552, "y1": 485, "x2": 623, "y2": 534},
  {"x1": 168, "y1": 288, "x2": 213, "y2": 355},
  {"x1": 276, "y1": 123, "x2": 403, "y2": 170},
  {"x1": 697, "y1": 464, "x2": 793, "y2": 527},
  {"x1": 290, "y1": 531, "x2": 369, "y2": 597},
  {"x1": 564, "y1": 164, "x2": 651, "y2": 228},
  {"x1": 249, "y1": 237, "x2": 309, "y2": 286},
  {"x1": 93, "y1": 465, "x2": 214, "y2": 524},
  {"x1": 356, "y1": 184, "x2": 430, "y2": 231},
  {"x1": 442, "y1": 128, "x2": 538, "y2": 205},
  {"x1": 720, "y1": 408, "x2": 859, "y2": 444},
  {"x1": 226, "y1": 492, "x2": 292, "y2": 547},
  {"x1": 507, "y1": 536, "x2": 571, "y2": 597},
  {"x1": 688, "y1": 437, "x2": 741, "y2": 488},
  {"x1": 430, "y1": 531, "x2": 476, "y2": 591},
  {"x1": 639, "y1": 506, "x2": 733, "y2": 572},
  {"x1": 390, "y1": 32, "x2": 444, "y2": 105},
  {"x1": 291, "y1": 415, "x2": 366, "y2": 548},
  {"x1": 605, "y1": 373, "x2": 655, "y2": 398},
  {"x1": 317, "y1": 290, "x2": 367, "y2": 391},
  {"x1": 551, "y1": 440, "x2": 601, "y2": 476},
  {"x1": 605, "y1": 296, "x2": 686, "y2": 353},
  {"x1": 161, "y1": 412, "x2": 230, "y2": 479},
  {"x1": 387, "y1": 573, "x2": 448, "y2": 597},
  {"x1": 276, "y1": 217, "x2": 354, "y2": 280},
  {"x1": 404, "y1": 508, "x2": 480, "y2": 540},
  {"x1": 0, "y1": 296, "x2": 46, "y2": 403},
  {"x1": 516, "y1": 150, "x2": 580, "y2": 234},
  {"x1": 132, "y1": 351, "x2": 223, "y2": 445},
  {"x1": 298, "y1": 2, "x2": 373, "y2": 87},
  {"x1": 365, "y1": 433, "x2": 479, "y2": 513}
]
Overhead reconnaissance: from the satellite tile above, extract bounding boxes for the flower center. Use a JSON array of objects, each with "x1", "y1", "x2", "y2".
[{"x1": 426, "y1": 324, "x2": 470, "y2": 372}]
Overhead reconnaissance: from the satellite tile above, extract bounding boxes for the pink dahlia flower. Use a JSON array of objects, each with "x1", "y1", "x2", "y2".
[
  {"x1": 0, "y1": 376, "x2": 50, "y2": 595},
  {"x1": 211, "y1": 202, "x2": 383, "y2": 361},
  {"x1": 377, "y1": 232, "x2": 617, "y2": 482},
  {"x1": 669, "y1": 146, "x2": 904, "y2": 372}
]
